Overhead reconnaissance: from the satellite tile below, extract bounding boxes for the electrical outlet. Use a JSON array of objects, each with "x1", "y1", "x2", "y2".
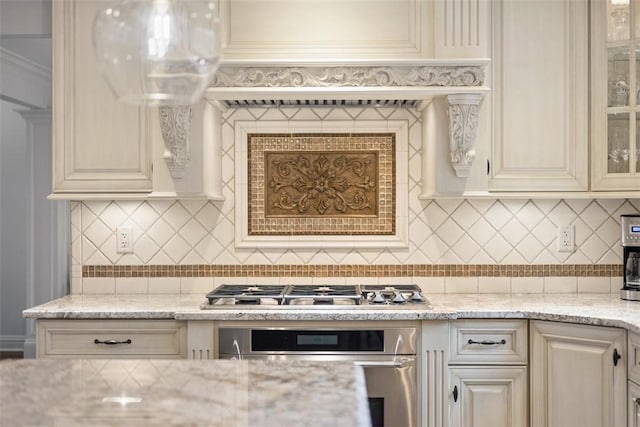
[
  {"x1": 558, "y1": 224, "x2": 575, "y2": 253},
  {"x1": 116, "y1": 226, "x2": 133, "y2": 254}
]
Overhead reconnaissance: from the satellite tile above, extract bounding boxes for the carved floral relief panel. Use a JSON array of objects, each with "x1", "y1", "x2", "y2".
[{"x1": 248, "y1": 133, "x2": 395, "y2": 235}]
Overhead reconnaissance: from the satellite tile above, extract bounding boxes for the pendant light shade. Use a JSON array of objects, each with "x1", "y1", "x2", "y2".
[{"x1": 93, "y1": 0, "x2": 221, "y2": 106}]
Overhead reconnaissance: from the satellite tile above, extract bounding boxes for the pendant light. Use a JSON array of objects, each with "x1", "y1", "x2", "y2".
[{"x1": 92, "y1": 0, "x2": 221, "y2": 106}]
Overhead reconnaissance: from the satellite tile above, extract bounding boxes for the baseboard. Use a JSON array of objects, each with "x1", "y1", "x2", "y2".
[
  {"x1": 22, "y1": 337, "x2": 36, "y2": 359},
  {"x1": 0, "y1": 334, "x2": 27, "y2": 352}
]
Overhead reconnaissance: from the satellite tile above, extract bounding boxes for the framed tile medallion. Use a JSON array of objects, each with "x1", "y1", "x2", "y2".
[
  {"x1": 235, "y1": 121, "x2": 408, "y2": 248},
  {"x1": 249, "y1": 133, "x2": 394, "y2": 236}
]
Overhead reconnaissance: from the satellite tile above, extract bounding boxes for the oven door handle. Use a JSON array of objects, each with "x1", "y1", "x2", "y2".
[{"x1": 353, "y1": 358, "x2": 415, "y2": 368}]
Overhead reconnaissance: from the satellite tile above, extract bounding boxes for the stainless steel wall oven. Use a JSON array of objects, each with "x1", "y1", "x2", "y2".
[{"x1": 218, "y1": 327, "x2": 417, "y2": 427}]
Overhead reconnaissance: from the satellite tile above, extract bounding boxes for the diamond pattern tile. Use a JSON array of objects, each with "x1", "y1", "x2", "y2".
[
  {"x1": 71, "y1": 107, "x2": 640, "y2": 273},
  {"x1": 484, "y1": 201, "x2": 512, "y2": 229},
  {"x1": 500, "y1": 218, "x2": 529, "y2": 247}
]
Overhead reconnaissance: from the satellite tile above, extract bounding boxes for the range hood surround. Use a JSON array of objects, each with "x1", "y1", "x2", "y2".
[
  {"x1": 208, "y1": 59, "x2": 490, "y2": 179},
  {"x1": 160, "y1": 59, "x2": 489, "y2": 180}
]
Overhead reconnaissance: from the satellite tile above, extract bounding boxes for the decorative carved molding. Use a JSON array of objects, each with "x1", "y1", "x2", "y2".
[
  {"x1": 159, "y1": 105, "x2": 192, "y2": 179},
  {"x1": 267, "y1": 153, "x2": 377, "y2": 216},
  {"x1": 447, "y1": 94, "x2": 483, "y2": 178},
  {"x1": 212, "y1": 65, "x2": 485, "y2": 88}
]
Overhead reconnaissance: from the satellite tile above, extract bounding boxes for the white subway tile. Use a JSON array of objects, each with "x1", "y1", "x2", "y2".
[
  {"x1": 544, "y1": 277, "x2": 577, "y2": 293},
  {"x1": 478, "y1": 277, "x2": 511, "y2": 293},
  {"x1": 83, "y1": 278, "x2": 115, "y2": 294},
  {"x1": 414, "y1": 278, "x2": 445, "y2": 293},
  {"x1": 213, "y1": 277, "x2": 248, "y2": 286},
  {"x1": 181, "y1": 277, "x2": 214, "y2": 293},
  {"x1": 149, "y1": 278, "x2": 181, "y2": 294},
  {"x1": 311, "y1": 277, "x2": 347, "y2": 285},
  {"x1": 511, "y1": 277, "x2": 543, "y2": 293},
  {"x1": 70, "y1": 277, "x2": 83, "y2": 294},
  {"x1": 445, "y1": 277, "x2": 478, "y2": 294},
  {"x1": 611, "y1": 276, "x2": 623, "y2": 293},
  {"x1": 577, "y1": 277, "x2": 611, "y2": 293},
  {"x1": 115, "y1": 278, "x2": 148, "y2": 294}
]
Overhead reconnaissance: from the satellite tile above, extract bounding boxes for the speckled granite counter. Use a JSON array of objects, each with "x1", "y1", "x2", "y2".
[
  {"x1": 0, "y1": 358, "x2": 370, "y2": 427},
  {"x1": 22, "y1": 292, "x2": 640, "y2": 335}
]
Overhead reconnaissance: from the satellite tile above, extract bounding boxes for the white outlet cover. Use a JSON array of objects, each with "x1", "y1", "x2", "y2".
[
  {"x1": 116, "y1": 226, "x2": 134, "y2": 254},
  {"x1": 558, "y1": 224, "x2": 575, "y2": 253}
]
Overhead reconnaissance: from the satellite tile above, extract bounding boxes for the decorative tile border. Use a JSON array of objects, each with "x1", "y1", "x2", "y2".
[{"x1": 83, "y1": 264, "x2": 623, "y2": 278}]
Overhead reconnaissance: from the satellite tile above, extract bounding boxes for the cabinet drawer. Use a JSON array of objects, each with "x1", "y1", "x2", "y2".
[
  {"x1": 37, "y1": 320, "x2": 187, "y2": 358},
  {"x1": 449, "y1": 320, "x2": 527, "y2": 365},
  {"x1": 629, "y1": 331, "x2": 640, "y2": 384}
]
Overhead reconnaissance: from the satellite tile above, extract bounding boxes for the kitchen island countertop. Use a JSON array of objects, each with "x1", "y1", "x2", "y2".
[
  {"x1": 0, "y1": 358, "x2": 370, "y2": 427},
  {"x1": 22, "y1": 292, "x2": 640, "y2": 335}
]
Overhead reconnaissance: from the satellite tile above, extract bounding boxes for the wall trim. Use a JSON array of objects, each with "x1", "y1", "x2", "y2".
[
  {"x1": 0, "y1": 334, "x2": 27, "y2": 352},
  {"x1": 0, "y1": 46, "x2": 51, "y2": 79}
]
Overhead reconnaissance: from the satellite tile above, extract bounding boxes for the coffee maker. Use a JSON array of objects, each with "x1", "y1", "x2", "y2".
[{"x1": 621, "y1": 214, "x2": 640, "y2": 301}]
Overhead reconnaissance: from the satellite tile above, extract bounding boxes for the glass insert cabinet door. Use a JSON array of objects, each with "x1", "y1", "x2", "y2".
[{"x1": 593, "y1": 0, "x2": 640, "y2": 190}]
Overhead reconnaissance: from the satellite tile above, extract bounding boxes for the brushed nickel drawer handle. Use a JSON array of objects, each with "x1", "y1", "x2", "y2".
[
  {"x1": 467, "y1": 339, "x2": 506, "y2": 346},
  {"x1": 94, "y1": 339, "x2": 132, "y2": 345}
]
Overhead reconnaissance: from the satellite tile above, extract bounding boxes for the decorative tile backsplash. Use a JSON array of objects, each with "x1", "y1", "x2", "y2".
[
  {"x1": 248, "y1": 133, "x2": 395, "y2": 235},
  {"x1": 71, "y1": 106, "x2": 640, "y2": 294}
]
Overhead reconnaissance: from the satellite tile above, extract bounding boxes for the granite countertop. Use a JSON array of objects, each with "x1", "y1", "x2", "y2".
[
  {"x1": 22, "y1": 292, "x2": 640, "y2": 335},
  {"x1": 0, "y1": 358, "x2": 370, "y2": 427}
]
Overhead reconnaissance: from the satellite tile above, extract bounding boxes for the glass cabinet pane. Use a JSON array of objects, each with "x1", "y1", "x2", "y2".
[
  {"x1": 608, "y1": 113, "x2": 630, "y2": 173},
  {"x1": 609, "y1": 0, "x2": 631, "y2": 41},
  {"x1": 608, "y1": 46, "x2": 631, "y2": 106}
]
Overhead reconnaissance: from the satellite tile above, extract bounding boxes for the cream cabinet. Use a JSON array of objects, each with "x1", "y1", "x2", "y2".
[
  {"x1": 448, "y1": 320, "x2": 528, "y2": 427},
  {"x1": 488, "y1": 0, "x2": 589, "y2": 193},
  {"x1": 530, "y1": 320, "x2": 626, "y2": 427},
  {"x1": 591, "y1": 0, "x2": 640, "y2": 192},
  {"x1": 36, "y1": 319, "x2": 187, "y2": 359},
  {"x1": 629, "y1": 331, "x2": 640, "y2": 427},
  {"x1": 448, "y1": 366, "x2": 527, "y2": 427},
  {"x1": 51, "y1": 0, "x2": 223, "y2": 200},
  {"x1": 52, "y1": 0, "x2": 152, "y2": 195},
  {"x1": 631, "y1": 380, "x2": 640, "y2": 427}
]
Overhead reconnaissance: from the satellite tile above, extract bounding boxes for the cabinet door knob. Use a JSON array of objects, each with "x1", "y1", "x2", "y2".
[
  {"x1": 94, "y1": 339, "x2": 132, "y2": 345},
  {"x1": 613, "y1": 348, "x2": 622, "y2": 367},
  {"x1": 453, "y1": 385, "x2": 458, "y2": 402}
]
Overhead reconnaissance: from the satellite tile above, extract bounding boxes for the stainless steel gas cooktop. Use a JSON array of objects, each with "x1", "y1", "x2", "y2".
[{"x1": 202, "y1": 284, "x2": 432, "y2": 309}]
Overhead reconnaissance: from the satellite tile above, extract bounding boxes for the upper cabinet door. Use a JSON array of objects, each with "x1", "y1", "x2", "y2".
[
  {"x1": 219, "y1": 0, "x2": 434, "y2": 60},
  {"x1": 52, "y1": 0, "x2": 152, "y2": 195},
  {"x1": 489, "y1": 0, "x2": 588, "y2": 192},
  {"x1": 591, "y1": 0, "x2": 640, "y2": 191}
]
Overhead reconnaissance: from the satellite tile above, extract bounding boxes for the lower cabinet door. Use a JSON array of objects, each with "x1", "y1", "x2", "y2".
[
  {"x1": 449, "y1": 366, "x2": 527, "y2": 427},
  {"x1": 630, "y1": 381, "x2": 640, "y2": 427},
  {"x1": 530, "y1": 320, "x2": 626, "y2": 427}
]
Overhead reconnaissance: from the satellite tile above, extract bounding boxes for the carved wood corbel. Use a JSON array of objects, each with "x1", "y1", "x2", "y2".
[
  {"x1": 446, "y1": 94, "x2": 484, "y2": 178},
  {"x1": 159, "y1": 105, "x2": 192, "y2": 179}
]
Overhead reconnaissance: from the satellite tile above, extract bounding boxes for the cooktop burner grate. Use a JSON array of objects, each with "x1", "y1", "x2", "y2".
[
  {"x1": 206, "y1": 284, "x2": 288, "y2": 304},
  {"x1": 283, "y1": 285, "x2": 362, "y2": 305},
  {"x1": 203, "y1": 283, "x2": 431, "y2": 308}
]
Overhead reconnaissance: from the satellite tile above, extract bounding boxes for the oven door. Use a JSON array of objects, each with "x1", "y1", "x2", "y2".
[{"x1": 356, "y1": 358, "x2": 417, "y2": 427}]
